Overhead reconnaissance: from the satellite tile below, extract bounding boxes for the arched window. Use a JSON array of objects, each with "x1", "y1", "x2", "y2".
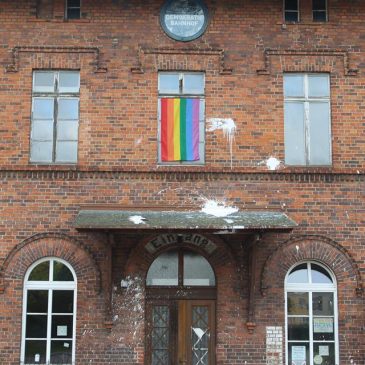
[
  {"x1": 285, "y1": 262, "x2": 338, "y2": 365},
  {"x1": 146, "y1": 249, "x2": 216, "y2": 287},
  {"x1": 21, "y1": 258, "x2": 77, "y2": 365}
]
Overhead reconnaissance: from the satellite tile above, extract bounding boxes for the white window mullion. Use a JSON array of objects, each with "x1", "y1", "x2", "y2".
[{"x1": 309, "y1": 291, "x2": 314, "y2": 365}]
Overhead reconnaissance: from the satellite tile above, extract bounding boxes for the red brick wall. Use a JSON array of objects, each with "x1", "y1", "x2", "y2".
[{"x1": 0, "y1": 1, "x2": 364, "y2": 364}]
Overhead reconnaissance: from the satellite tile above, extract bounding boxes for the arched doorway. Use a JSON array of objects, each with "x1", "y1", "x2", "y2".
[{"x1": 145, "y1": 249, "x2": 216, "y2": 365}]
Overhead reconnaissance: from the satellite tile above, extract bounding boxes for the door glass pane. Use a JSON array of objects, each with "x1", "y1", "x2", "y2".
[
  {"x1": 55, "y1": 141, "x2": 78, "y2": 163},
  {"x1": 313, "y1": 342, "x2": 335, "y2": 364},
  {"x1": 58, "y1": 98, "x2": 79, "y2": 120},
  {"x1": 50, "y1": 340, "x2": 72, "y2": 364},
  {"x1": 24, "y1": 340, "x2": 47, "y2": 364},
  {"x1": 53, "y1": 261, "x2": 74, "y2": 281},
  {"x1": 311, "y1": 264, "x2": 333, "y2": 284},
  {"x1": 192, "y1": 306, "x2": 209, "y2": 365},
  {"x1": 308, "y1": 75, "x2": 329, "y2": 97},
  {"x1": 151, "y1": 306, "x2": 170, "y2": 365},
  {"x1": 308, "y1": 102, "x2": 331, "y2": 165},
  {"x1": 183, "y1": 74, "x2": 204, "y2": 94},
  {"x1": 159, "y1": 74, "x2": 180, "y2": 94},
  {"x1": 288, "y1": 343, "x2": 309, "y2": 365},
  {"x1": 33, "y1": 72, "x2": 55, "y2": 92},
  {"x1": 288, "y1": 317, "x2": 309, "y2": 340},
  {"x1": 51, "y1": 315, "x2": 73, "y2": 338},
  {"x1": 59, "y1": 71, "x2": 80, "y2": 93},
  {"x1": 32, "y1": 120, "x2": 54, "y2": 140},
  {"x1": 284, "y1": 102, "x2": 306, "y2": 165},
  {"x1": 183, "y1": 252, "x2": 215, "y2": 286},
  {"x1": 33, "y1": 98, "x2": 54, "y2": 119},
  {"x1": 287, "y1": 263, "x2": 309, "y2": 283},
  {"x1": 30, "y1": 141, "x2": 53, "y2": 163},
  {"x1": 52, "y1": 291, "x2": 74, "y2": 313},
  {"x1": 26, "y1": 315, "x2": 48, "y2": 338},
  {"x1": 29, "y1": 261, "x2": 50, "y2": 281},
  {"x1": 146, "y1": 251, "x2": 178, "y2": 286},
  {"x1": 284, "y1": 74, "x2": 304, "y2": 97},
  {"x1": 57, "y1": 120, "x2": 79, "y2": 140},
  {"x1": 313, "y1": 317, "x2": 334, "y2": 340},
  {"x1": 27, "y1": 290, "x2": 48, "y2": 313},
  {"x1": 313, "y1": 292, "x2": 334, "y2": 315},
  {"x1": 287, "y1": 292, "x2": 309, "y2": 315}
]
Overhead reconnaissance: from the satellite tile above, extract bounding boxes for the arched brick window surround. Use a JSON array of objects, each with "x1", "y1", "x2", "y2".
[
  {"x1": 0, "y1": 232, "x2": 101, "y2": 293},
  {"x1": 261, "y1": 235, "x2": 363, "y2": 297}
]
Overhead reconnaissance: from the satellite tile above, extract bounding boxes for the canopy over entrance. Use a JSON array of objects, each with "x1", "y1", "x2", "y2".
[{"x1": 74, "y1": 209, "x2": 297, "y2": 231}]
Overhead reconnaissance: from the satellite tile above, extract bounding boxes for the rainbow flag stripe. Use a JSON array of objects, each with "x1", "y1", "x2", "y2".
[{"x1": 161, "y1": 98, "x2": 200, "y2": 161}]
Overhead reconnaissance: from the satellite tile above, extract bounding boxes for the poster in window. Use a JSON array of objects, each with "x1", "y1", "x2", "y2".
[
  {"x1": 313, "y1": 318, "x2": 333, "y2": 333},
  {"x1": 292, "y1": 345, "x2": 306, "y2": 365}
]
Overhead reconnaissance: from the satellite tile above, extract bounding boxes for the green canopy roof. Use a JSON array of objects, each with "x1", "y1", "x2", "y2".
[{"x1": 74, "y1": 209, "x2": 297, "y2": 231}]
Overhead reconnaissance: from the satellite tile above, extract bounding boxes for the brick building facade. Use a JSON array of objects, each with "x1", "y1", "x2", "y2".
[{"x1": 0, "y1": 1, "x2": 364, "y2": 365}]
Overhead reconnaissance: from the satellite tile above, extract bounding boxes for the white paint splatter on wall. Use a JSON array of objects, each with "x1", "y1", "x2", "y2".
[
  {"x1": 207, "y1": 118, "x2": 237, "y2": 169},
  {"x1": 201, "y1": 199, "x2": 239, "y2": 217},
  {"x1": 128, "y1": 215, "x2": 146, "y2": 225}
]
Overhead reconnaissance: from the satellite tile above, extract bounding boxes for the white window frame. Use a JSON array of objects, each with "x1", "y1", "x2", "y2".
[
  {"x1": 30, "y1": 70, "x2": 80, "y2": 164},
  {"x1": 21, "y1": 258, "x2": 77, "y2": 365},
  {"x1": 65, "y1": 0, "x2": 81, "y2": 20},
  {"x1": 312, "y1": 0, "x2": 328, "y2": 22},
  {"x1": 284, "y1": 73, "x2": 332, "y2": 166},
  {"x1": 285, "y1": 261, "x2": 339, "y2": 365},
  {"x1": 284, "y1": 0, "x2": 300, "y2": 23},
  {"x1": 157, "y1": 72, "x2": 205, "y2": 165}
]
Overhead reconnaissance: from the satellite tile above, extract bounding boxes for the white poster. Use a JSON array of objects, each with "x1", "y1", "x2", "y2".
[
  {"x1": 319, "y1": 345, "x2": 329, "y2": 356},
  {"x1": 292, "y1": 345, "x2": 306, "y2": 363},
  {"x1": 57, "y1": 325, "x2": 68, "y2": 336},
  {"x1": 313, "y1": 318, "x2": 333, "y2": 333}
]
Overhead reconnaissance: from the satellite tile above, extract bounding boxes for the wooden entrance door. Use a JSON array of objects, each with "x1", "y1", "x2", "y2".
[{"x1": 147, "y1": 300, "x2": 215, "y2": 365}]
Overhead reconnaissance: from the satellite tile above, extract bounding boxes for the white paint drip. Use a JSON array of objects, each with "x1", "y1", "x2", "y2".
[
  {"x1": 128, "y1": 215, "x2": 146, "y2": 225},
  {"x1": 296, "y1": 245, "x2": 300, "y2": 253},
  {"x1": 207, "y1": 118, "x2": 236, "y2": 169},
  {"x1": 224, "y1": 218, "x2": 234, "y2": 224},
  {"x1": 201, "y1": 200, "x2": 239, "y2": 217}
]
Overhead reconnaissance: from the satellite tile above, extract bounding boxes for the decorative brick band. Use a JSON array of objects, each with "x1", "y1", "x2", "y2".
[
  {"x1": 131, "y1": 46, "x2": 232, "y2": 75},
  {"x1": 260, "y1": 235, "x2": 363, "y2": 297},
  {"x1": 0, "y1": 232, "x2": 102, "y2": 293},
  {"x1": 0, "y1": 169, "x2": 363, "y2": 183},
  {"x1": 257, "y1": 48, "x2": 358, "y2": 76},
  {"x1": 5, "y1": 46, "x2": 107, "y2": 73}
]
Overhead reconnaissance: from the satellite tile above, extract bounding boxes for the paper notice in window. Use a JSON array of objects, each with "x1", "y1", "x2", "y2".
[
  {"x1": 57, "y1": 325, "x2": 68, "y2": 336},
  {"x1": 313, "y1": 318, "x2": 333, "y2": 333},
  {"x1": 34, "y1": 354, "x2": 40, "y2": 362},
  {"x1": 319, "y1": 345, "x2": 329, "y2": 356},
  {"x1": 64, "y1": 342, "x2": 70, "y2": 348},
  {"x1": 292, "y1": 346, "x2": 306, "y2": 362}
]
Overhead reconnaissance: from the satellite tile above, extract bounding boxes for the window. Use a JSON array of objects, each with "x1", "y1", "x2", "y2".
[
  {"x1": 284, "y1": 0, "x2": 299, "y2": 22},
  {"x1": 21, "y1": 258, "x2": 77, "y2": 365},
  {"x1": 31, "y1": 71, "x2": 80, "y2": 164},
  {"x1": 158, "y1": 72, "x2": 205, "y2": 164},
  {"x1": 285, "y1": 262, "x2": 338, "y2": 365},
  {"x1": 146, "y1": 250, "x2": 216, "y2": 365},
  {"x1": 284, "y1": 73, "x2": 331, "y2": 166},
  {"x1": 66, "y1": 0, "x2": 81, "y2": 19},
  {"x1": 313, "y1": 0, "x2": 327, "y2": 22}
]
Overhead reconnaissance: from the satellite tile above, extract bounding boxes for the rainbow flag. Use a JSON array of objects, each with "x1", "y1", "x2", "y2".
[{"x1": 160, "y1": 98, "x2": 200, "y2": 161}]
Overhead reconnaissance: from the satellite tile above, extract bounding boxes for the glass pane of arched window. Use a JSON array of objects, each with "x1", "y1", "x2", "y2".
[
  {"x1": 29, "y1": 261, "x2": 50, "y2": 281},
  {"x1": 183, "y1": 252, "x2": 215, "y2": 286},
  {"x1": 311, "y1": 263, "x2": 333, "y2": 283},
  {"x1": 27, "y1": 290, "x2": 48, "y2": 313},
  {"x1": 53, "y1": 260, "x2": 74, "y2": 281},
  {"x1": 146, "y1": 251, "x2": 178, "y2": 286},
  {"x1": 287, "y1": 263, "x2": 309, "y2": 283}
]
